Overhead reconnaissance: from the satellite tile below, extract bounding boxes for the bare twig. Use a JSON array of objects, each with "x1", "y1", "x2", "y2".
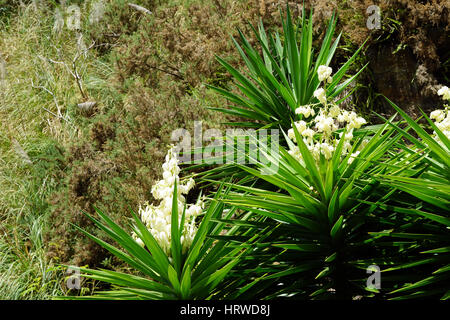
[
  {"x1": 39, "y1": 40, "x2": 98, "y2": 101},
  {"x1": 30, "y1": 79, "x2": 73, "y2": 126},
  {"x1": 128, "y1": 3, "x2": 152, "y2": 15},
  {"x1": 37, "y1": 55, "x2": 76, "y2": 79},
  {"x1": 145, "y1": 51, "x2": 184, "y2": 79},
  {"x1": 146, "y1": 64, "x2": 184, "y2": 80},
  {"x1": 31, "y1": 79, "x2": 62, "y2": 117},
  {"x1": 72, "y1": 40, "x2": 96, "y2": 101}
]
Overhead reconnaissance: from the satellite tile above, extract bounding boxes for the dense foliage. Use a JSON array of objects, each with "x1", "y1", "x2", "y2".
[
  {"x1": 0, "y1": 1, "x2": 448, "y2": 300},
  {"x1": 70, "y1": 8, "x2": 449, "y2": 300}
]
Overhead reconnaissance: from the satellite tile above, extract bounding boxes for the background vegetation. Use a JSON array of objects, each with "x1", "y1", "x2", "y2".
[{"x1": 0, "y1": 0, "x2": 448, "y2": 299}]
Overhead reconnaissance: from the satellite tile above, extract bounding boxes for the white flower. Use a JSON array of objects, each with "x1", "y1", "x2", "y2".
[
  {"x1": 337, "y1": 110, "x2": 349, "y2": 123},
  {"x1": 360, "y1": 139, "x2": 370, "y2": 149},
  {"x1": 301, "y1": 128, "x2": 315, "y2": 140},
  {"x1": 320, "y1": 142, "x2": 334, "y2": 160},
  {"x1": 288, "y1": 93, "x2": 368, "y2": 165},
  {"x1": 311, "y1": 143, "x2": 321, "y2": 160},
  {"x1": 343, "y1": 130, "x2": 353, "y2": 141},
  {"x1": 348, "y1": 151, "x2": 360, "y2": 164},
  {"x1": 294, "y1": 120, "x2": 307, "y2": 133},
  {"x1": 295, "y1": 106, "x2": 315, "y2": 118},
  {"x1": 186, "y1": 201, "x2": 203, "y2": 219},
  {"x1": 288, "y1": 146, "x2": 300, "y2": 157},
  {"x1": 288, "y1": 146, "x2": 304, "y2": 164},
  {"x1": 437, "y1": 86, "x2": 450, "y2": 100},
  {"x1": 179, "y1": 177, "x2": 195, "y2": 194},
  {"x1": 430, "y1": 109, "x2": 445, "y2": 123},
  {"x1": 356, "y1": 117, "x2": 367, "y2": 127},
  {"x1": 182, "y1": 220, "x2": 198, "y2": 252},
  {"x1": 314, "y1": 88, "x2": 327, "y2": 105},
  {"x1": 132, "y1": 232, "x2": 145, "y2": 247},
  {"x1": 343, "y1": 141, "x2": 352, "y2": 153},
  {"x1": 329, "y1": 105, "x2": 341, "y2": 118},
  {"x1": 287, "y1": 128, "x2": 296, "y2": 141},
  {"x1": 345, "y1": 113, "x2": 367, "y2": 130},
  {"x1": 135, "y1": 146, "x2": 202, "y2": 255},
  {"x1": 314, "y1": 116, "x2": 334, "y2": 135},
  {"x1": 444, "y1": 130, "x2": 450, "y2": 140},
  {"x1": 429, "y1": 106, "x2": 450, "y2": 145},
  {"x1": 436, "y1": 119, "x2": 448, "y2": 132},
  {"x1": 318, "y1": 65, "x2": 333, "y2": 83}
]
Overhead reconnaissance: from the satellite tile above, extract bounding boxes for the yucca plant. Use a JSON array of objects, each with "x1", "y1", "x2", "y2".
[
  {"x1": 362, "y1": 99, "x2": 450, "y2": 300},
  {"x1": 208, "y1": 7, "x2": 366, "y2": 130},
  {"x1": 59, "y1": 5, "x2": 449, "y2": 301},
  {"x1": 190, "y1": 6, "x2": 367, "y2": 188},
  {"x1": 209, "y1": 98, "x2": 450, "y2": 300},
  {"x1": 60, "y1": 183, "x2": 251, "y2": 300},
  {"x1": 202, "y1": 118, "x2": 420, "y2": 299}
]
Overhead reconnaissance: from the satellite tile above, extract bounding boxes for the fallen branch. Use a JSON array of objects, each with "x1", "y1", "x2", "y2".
[
  {"x1": 39, "y1": 40, "x2": 97, "y2": 102},
  {"x1": 128, "y1": 3, "x2": 152, "y2": 15}
]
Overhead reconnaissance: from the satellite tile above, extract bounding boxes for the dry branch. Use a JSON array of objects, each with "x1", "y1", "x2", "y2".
[{"x1": 128, "y1": 3, "x2": 152, "y2": 15}]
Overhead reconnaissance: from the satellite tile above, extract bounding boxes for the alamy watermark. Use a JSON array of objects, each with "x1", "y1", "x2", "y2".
[
  {"x1": 52, "y1": 1, "x2": 105, "y2": 33},
  {"x1": 0, "y1": 55, "x2": 6, "y2": 84},
  {"x1": 171, "y1": 121, "x2": 280, "y2": 175},
  {"x1": 367, "y1": 5, "x2": 381, "y2": 30},
  {"x1": 50, "y1": 0, "x2": 105, "y2": 53},
  {"x1": 66, "y1": 266, "x2": 81, "y2": 290},
  {"x1": 366, "y1": 264, "x2": 381, "y2": 290}
]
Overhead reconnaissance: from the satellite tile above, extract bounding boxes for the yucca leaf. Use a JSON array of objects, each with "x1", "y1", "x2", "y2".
[
  {"x1": 78, "y1": 267, "x2": 174, "y2": 296},
  {"x1": 384, "y1": 97, "x2": 450, "y2": 167},
  {"x1": 130, "y1": 210, "x2": 170, "y2": 278},
  {"x1": 70, "y1": 223, "x2": 163, "y2": 283},
  {"x1": 180, "y1": 264, "x2": 192, "y2": 299},
  {"x1": 170, "y1": 180, "x2": 182, "y2": 275},
  {"x1": 291, "y1": 119, "x2": 325, "y2": 198}
]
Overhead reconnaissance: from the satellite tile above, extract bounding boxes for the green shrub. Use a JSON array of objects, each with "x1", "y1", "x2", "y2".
[{"x1": 209, "y1": 7, "x2": 366, "y2": 130}]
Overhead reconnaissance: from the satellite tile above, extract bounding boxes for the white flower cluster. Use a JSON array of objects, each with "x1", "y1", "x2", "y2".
[
  {"x1": 430, "y1": 85, "x2": 450, "y2": 146},
  {"x1": 132, "y1": 146, "x2": 203, "y2": 255},
  {"x1": 288, "y1": 65, "x2": 368, "y2": 164},
  {"x1": 437, "y1": 86, "x2": 450, "y2": 101},
  {"x1": 318, "y1": 65, "x2": 333, "y2": 83},
  {"x1": 313, "y1": 88, "x2": 327, "y2": 104}
]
